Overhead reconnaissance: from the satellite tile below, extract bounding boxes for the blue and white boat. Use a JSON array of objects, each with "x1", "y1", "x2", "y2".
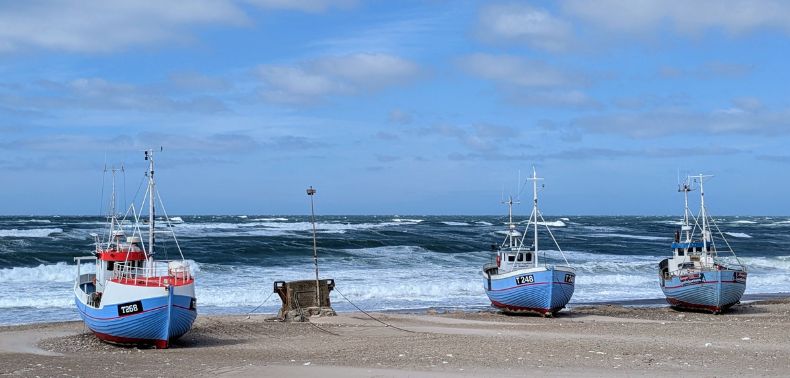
[
  {"x1": 659, "y1": 174, "x2": 747, "y2": 314},
  {"x1": 73, "y1": 150, "x2": 197, "y2": 348},
  {"x1": 482, "y1": 169, "x2": 575, "y2": 316}
]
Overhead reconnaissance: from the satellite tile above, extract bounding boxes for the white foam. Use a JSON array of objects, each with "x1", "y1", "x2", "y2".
[
  {"x1": 539, "y1": 220, "x2": 566, "y2": 227},
  {"x1": 475, "y1": 221, "x2": 493, "y2": 226},
  {"x1": 392, "y1": 218, "x2": 424, "y2": 223},
  {"x1": 521, "y1": 220, "x2": 566, "y2": 227},
  {"x1": 732, "y1": 220, "x2": 757, "y2": 224},
  {"x1": 0, "y1": 228, "x2": 63, "y2": 238},
  {"x1": 251, "y1": 217, "x2": 288, "y2": 221},
  {"x1": 588, "y1": 233, "x2": 667, "y2": 241},
  {"x1": 238, "y1": 215, "x2": 248, "y2": 219},
  {"x1": 725, "y1": 232, "x2": 752, "y2": 239},
  {"x1": 0, "y1": 262, "x2": 92, "y2": 283},
  {"x1": 441, "y1": 221, "x2": 470, "y2": 226},
  {"x1": 560, "y1": 217, "x2": 570, "y2": 221}
]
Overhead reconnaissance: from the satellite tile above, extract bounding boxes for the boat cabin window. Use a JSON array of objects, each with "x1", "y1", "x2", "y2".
[
  {"x1": 106, "y1": 261, "x2": 115, "y2": 271},
  {"x1": 676, "y1": 249, "x2": 684, "y2": 256},
  {"x1": 525, "y1": 253, "x2": 533, "y2": 262},
  {"x1": 507, "y1": 255, "x2": 516, "y2": 262}
]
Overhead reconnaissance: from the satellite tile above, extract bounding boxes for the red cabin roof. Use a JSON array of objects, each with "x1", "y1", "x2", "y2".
[{"x1": 98, "y1": 249, "x2": 146, "y2": 262}]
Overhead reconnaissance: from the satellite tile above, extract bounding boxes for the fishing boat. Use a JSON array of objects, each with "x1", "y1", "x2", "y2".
[
  {"x1": 659, "y1": 174, "x2": 747, "y2": 313},
  {"x1": 73, "y1": 150, "x2": 197, "y2": 348},
  {"x1": 482, "y1": 169, "x2": 575, "y2": 316}
]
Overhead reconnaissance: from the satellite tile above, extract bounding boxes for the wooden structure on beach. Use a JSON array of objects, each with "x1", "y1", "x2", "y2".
[{"x1": 274, "y1": 279, "x2": 336, "y2": 321}]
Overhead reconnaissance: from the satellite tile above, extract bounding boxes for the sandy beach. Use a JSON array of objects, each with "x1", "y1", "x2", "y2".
[{"x1": 2, "y1": 298, "x2": 790, "y2": 377}]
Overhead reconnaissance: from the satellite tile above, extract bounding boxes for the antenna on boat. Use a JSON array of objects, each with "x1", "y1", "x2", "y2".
[
  {"x1": 678, "y1": 175, "x2": 695, "y2": 242},
  {"x1": 145, "y1": 149, "x2": 156, "y2": 256},
  {"x1": 307, "y1": 186, "x2": 320, "y2": 307}
]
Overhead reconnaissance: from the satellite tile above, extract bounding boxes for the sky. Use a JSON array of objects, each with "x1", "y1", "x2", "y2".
[{"x1": 1, "y1": 0, "x2": 789, "y2": 216}]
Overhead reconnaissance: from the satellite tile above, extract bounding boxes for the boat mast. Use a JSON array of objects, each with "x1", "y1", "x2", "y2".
[
  {"x1": 691, "y1": 174, "x2": 713, "y2": 251},
  {"x1": 527, "y1": 167, "x2": 543, "y2": 265},
  {"x1": 145, "y1": 150, "x2": 155, "y2": 256},
  {"x1": 679, "y1": 179, "x2": 692, "y2": 242}
]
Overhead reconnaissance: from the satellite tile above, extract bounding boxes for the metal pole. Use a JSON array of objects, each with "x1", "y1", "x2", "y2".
[
  {"x1": 307, "y1": 186, "x2": 320, "y2": 308},
  {"x1": 146, "y1": 150, "x2": 155, "y2": 257}
]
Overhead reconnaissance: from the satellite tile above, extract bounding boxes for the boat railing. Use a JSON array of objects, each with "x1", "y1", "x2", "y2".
[{"x1": 111, "y1": 260, "x2": 193, "y2": 287}]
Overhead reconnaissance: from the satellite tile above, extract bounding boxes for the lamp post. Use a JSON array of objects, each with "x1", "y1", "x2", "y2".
[{"x1": 307, "y1": 186, "x2": 320, "y2": 308}]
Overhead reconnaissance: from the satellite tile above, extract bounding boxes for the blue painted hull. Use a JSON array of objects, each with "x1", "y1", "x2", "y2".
[
  {"x1": 483, "y1": 267, "x2": 575, "y2": 315},
  {"x1": 661, "y1": 270, "x2": 746, "y2": 313},
  {"x1": 75, "y1": 292, "x2": 196, "y2": 348}
]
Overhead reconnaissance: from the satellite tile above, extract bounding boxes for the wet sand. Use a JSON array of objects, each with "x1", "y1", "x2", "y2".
[{"x1": 2, "y1": 298, "x2": 790, "y2": 377}]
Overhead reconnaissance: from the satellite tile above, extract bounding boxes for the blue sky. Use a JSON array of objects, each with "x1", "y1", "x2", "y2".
[{"x1": 1, "y1": 0, "x2": 789, "y2": 215}]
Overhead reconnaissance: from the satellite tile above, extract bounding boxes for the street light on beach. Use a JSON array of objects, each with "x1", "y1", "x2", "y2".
[{"x1": 307, "y1": 186, "x2": 320, "y2": 307}]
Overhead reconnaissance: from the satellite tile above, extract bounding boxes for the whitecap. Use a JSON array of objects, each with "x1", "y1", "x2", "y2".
[
  {"x1": 475, "y1": 221, "x2": 493, "y2": 226},
  {"x1": 392, "y1": 218, "x2": 424, "y2": 223},
  {"x1": 0, "y1": 228, "x2": 63, "y2": 238},
  {"x1": 725, "y1": 232, "x2": 752, "y2": 239},
  {"x1": 588, "y1": 233, "x2": 667, "y2": 241},
  {"x1": 441, "y1": 221, "x2": 470, "y2": 226}
]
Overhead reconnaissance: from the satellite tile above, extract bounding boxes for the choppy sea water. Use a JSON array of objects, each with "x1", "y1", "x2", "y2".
[{"x1": 1, "y1": 215, "x2": 789, "y2": 325}]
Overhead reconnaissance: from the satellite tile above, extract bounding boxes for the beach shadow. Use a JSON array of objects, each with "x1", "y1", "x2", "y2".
[{"x1": 169, "y1": 333, "x2": 246, "y2": 349}]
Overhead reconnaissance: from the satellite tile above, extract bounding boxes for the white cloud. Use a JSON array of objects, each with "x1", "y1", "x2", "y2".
[
  {"x1": 0, "y1": 0, "x2": 249, "y2": 53},
  {"x1": 258, "y1": 53, "x2": 421, "y2": 104},
  {"x1": 477, "y1": 3, "x2": 573, "y2": 51},
  {"x1": 459, "y1": 53, "x2": 575, "y2": 87},
  {"x1": 0, "y1": 0, "x2": 360, "y2": 54},
  {"x1": 563, "y1": 0, "x2": 790, "y2": 35},
  {"x1": 570, "y1": 103, "x2": 790, "y2": 138},
  {"x1": 0, "y1": 77, "x2": 228, "y2": 114}
]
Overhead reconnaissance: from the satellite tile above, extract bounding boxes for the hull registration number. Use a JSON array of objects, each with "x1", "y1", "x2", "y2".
[
  {"x1": 117, "y1": 300, "x2": 144, "y2": 317},
  {"x1": 515, "y1": 275, "x2": 534, "y2": 285}
]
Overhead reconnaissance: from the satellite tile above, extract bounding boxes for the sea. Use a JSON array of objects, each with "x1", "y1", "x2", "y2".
[{"x1": 1, "y1": 215, "x2": 789, "y2": 326}]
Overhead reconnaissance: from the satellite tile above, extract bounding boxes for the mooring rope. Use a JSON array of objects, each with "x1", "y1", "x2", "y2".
[
  {"x1": 294, "y1": 299, "x2": 340, "y2": 336},
  {"x1": 334, "y1": 287, "x2": 415, "y2": 334},
  {"x1": 246, "y1": 291, "x2": 275, "y2": 318}
]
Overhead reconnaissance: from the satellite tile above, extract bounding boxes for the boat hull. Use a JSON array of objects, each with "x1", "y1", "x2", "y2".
[
  {"x1": 483, "y1": 266, "x2": 575, "y2": 316},
  {"x1": 660, "y1": 270, "x2": 746, "y2": 313},
  {"x1": 75, "y1": 283, "x2": 196, "y2": 348}
]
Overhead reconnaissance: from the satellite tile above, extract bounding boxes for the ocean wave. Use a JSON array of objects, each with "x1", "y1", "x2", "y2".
[
  {"x1": 250, "y1": 217, "x2": 288, "y2": 222},
  {"x1": 520, "y1": 220, "x2": 566, "y2": 227},
  {"x1": 392, "y1": 218, "x2": 424, "y2": 223},
  {"x1": 725, "y1": 232, "x2": 752, "y2": 239},
  {"x1": 0, "y1": 228, "x2": 63, "y2": 238},
  {"x1": 441, "y1": 221, "x2": 470, "y2": 226},
  {"x1": 16, "y1": 219, "x2": 53, "y2": 224},
  {"x1": 732, "y1": 220, "x2": 758, "y2": 224},
  {"x1": 475, "y1": 221, "x2": 493, "y2": 226},
  {"x1": 0, "y1": 262, "x2": 93, "y2": 283},
  {"x1": 587, "y1": 233, "x2": 667, "y2": 241}
]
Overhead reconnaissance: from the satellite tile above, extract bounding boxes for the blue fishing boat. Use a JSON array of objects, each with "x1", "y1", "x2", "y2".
[
  {"x1": 73, "y1": 150, "x2": 197, "y2": 348},
  {"x1": 482, "y1": 169, "x2": 575, "y2": 316},
  {"x1": 659, "y1": 174, "x2": 747, "y2": 313}
]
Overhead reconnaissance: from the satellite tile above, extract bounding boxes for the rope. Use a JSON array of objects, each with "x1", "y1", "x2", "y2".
[
  {"x1": 246, "y1": 291, "x2": 275, "y2": 318},
  {"x1": 293, "y1": 293, "x2": 339, "y2": 336},
  {"x1": 334, "y1": 287, "x2": 415, "y2": 333}
]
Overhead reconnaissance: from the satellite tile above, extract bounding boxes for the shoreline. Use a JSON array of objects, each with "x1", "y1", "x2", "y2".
[
  {"x1": 3, "y1": 291, "x2": 789, "y2": 328},
  {"x1": 2, "y1": 296, "x2": 790, "y2": 377}
]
